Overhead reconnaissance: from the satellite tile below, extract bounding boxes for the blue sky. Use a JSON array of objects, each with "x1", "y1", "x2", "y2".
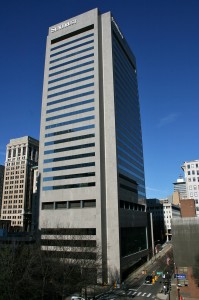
[{"x1": 0, "y1": 0, "x2": 199, "y2": 199}]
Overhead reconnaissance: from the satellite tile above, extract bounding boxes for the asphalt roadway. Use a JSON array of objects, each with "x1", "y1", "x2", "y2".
[{"x1": 95, "y1": 243, "x2": 174, "y2": 300}]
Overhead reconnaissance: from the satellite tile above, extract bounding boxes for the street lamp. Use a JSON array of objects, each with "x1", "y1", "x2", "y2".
[
  {"x1": 177, "y1": 286, "x2": 180, "y2": 300},
  {"x1": 174, "y1": 263, "x2": 181, "y2": 300}
]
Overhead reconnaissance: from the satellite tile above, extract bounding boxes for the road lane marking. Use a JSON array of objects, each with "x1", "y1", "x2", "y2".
[
  {"x1": 137, "y1": 292, "x2": 142, "y2": 296},
  {"x1": 147, "y1": 293, "x2": 152, "y2": 297}
]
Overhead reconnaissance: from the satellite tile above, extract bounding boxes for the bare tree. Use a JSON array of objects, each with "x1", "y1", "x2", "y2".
[
  {"x1": 40, "y1": 227, "x2": 103, "y2": 299},
  {"x1": 0, "y1": 228, "x2": 103, "y2": 300}
]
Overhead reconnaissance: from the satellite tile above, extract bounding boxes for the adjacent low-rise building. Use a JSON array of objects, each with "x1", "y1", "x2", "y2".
[
  {"x1": 172, "y1": 217, "x2": 199, "y2": 298},
  {"x1": 180, "y1": 199, "x2": 196, "y2": 218}
]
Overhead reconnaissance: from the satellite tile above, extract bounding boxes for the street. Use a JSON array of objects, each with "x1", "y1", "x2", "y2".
[{"x1": 96, "y1": 243, "x2": 173, "y2": 300}]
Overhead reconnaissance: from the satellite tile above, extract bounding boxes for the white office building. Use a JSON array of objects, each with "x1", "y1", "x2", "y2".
[
  {"x1": 162, "y1": 201, "x2": 181, "y2": 240},
  {"x1": 182, "y1": 160, "x2": 199, "y2": 217},
  {"x1": 38, "y1": 8, "x2": 148, "y2": 282}
]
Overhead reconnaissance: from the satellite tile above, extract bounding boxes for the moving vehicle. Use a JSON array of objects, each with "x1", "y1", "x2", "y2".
[{"x1": 145, "y1": 275, "x2": 153, "y2": 284}]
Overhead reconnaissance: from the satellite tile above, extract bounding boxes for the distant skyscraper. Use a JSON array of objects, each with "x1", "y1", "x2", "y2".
[
  {"x1": 182, "y1": 160, "x2": 199, "y2": 217},
  {"x1": 39, "y1": 8, "x2": 147, "y2": 281},
  {"x1": 0, "y1": 165, "x2": 5, "y2": 217},
  {"x1": 1, "y1": 137, "x2": 39, "y2": 229},
  {"x1": 173, "y1": 175, "x2": 187, "y2": 199}
]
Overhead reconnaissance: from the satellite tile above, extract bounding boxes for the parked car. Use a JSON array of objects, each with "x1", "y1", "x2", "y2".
[
  {"x1": 145, "y1": 275, "x2": 153, "y2": 284},
  {"x1": 71, "y1": 296, "x2": 85, "y2": 300}
]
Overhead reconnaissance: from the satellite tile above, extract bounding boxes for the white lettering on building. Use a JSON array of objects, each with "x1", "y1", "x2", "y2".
[{"x1": 51, "y1": 19, "x2": 77, "y2": 33}]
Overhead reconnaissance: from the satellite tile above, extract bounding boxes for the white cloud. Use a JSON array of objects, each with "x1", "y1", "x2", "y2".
[
  {"x1": 157, "y1": 113, "x2": 179, "y2": 128},
  {"x1": 145, "y1": 186, "x2": 170, "y2": 199},
  {"x1": 146, "y1": 186, "x2": 167, "y2": 193}
]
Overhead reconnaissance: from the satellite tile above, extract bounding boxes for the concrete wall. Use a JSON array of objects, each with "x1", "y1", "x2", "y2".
[{"x1": 172, "y1": 218, "x2": 199, "y2": 267}]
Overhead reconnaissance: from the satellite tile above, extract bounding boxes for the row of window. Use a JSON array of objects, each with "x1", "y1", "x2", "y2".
[
  {"x1": 188, "y1": 177, "x2": 199, "y2": 182},
  {"x1": 4, "y1": 176, "x2": 24, "y2": 181},
  {"x1": 44, "y1": 142, "x2": 95, "y2": 155},
  {"x1": 118, "y1": 163, "x2": 145, "y2": 192},
  {"x1": 189, "y1": 192, "x2": 198, "y2": 197},
  {"x1": 120, "y1": 200, "x2": 145, "y2": 211},
  {"x1": 43, "y1": 162, "x2": 95, "y2": 173},
  {"x1": 4, "y1": 185, "x2": 24, "y2": 189},
  {"x1": 118, "y1": 156, "x2": 144, "y2": 181},
  {"x1": 48, "y1": 74, "x2": 94, "y2": 92},
  {"x1": 1, "y1": 216, "x2": 22, "y2": 220},
  {"x1": 45, "y1": 133, "x2": 95, "y2": 146},
  {"x1": 45, "y1": 124, "x2": 95, "y2": 138},
  {"x1": 42, "y1": 199, "x2": 96, "y2": 210},
  {"x1": 12, "y1": 221, "x2": 22, "y2": 225},
  {"x1": 8, "y1": 147, "x2": 38, "y2": 161},
  {"x1": 3, "y1": 199, "x2": 23, "y2": 203},
  {"x1": 43, "y1": 152, "x2": 95, "y2": 164},
  {"x1": 189, "y1": 185, "x2": 199, "y2": 190},
  {"x1": 45, "y1": 115, "x2": 95, "y2": 130},
  {"x1": 187, "y1": 170, "x2": 199, "y2": 175},
  {"x1": 187, "y1": 163, "x2": 199, "y2": 169},
  {"x1": 47, "y1": 82, "x2": 94, "y2": 99},
  {"x1": 116, "y1": 101, "x2": 142, "y2": 146},
  {"x1": 43, "y1": 182, "x2": 95, "y2": 191},
  {"x1": 50, "y1": 39, "x2": 94, "y2": 61},
  {"x1": 3, "y1": 204, "x2": 23, "y2": 209},
  {"x1": 2, "y1": 209, "x2": 22, "y2": 214},
  {"x1": 41, "y1": 227, "x2": 96, "y2": 235},
  {"x1": 3, "y1": 196, "x2": 23, "y2": 202},
  {"x1": 47, "y1": 90, "x2": 94, "y2": 106},
  {"x1": 8, "y1": 147, "x2": 26, "y2": 158},
  {"x1": 46, "y1": 106, "x2": 94, "y2": 122},
  {"x1": 6, "y1": 170, "x2": 25, "y2": 175},
  {"x1": 49, "y1": 53, "x2": 94, "y2": 71},
  {"x1": 5, "y1": 179, "x2": 24, "y2": 184},
  {"x1": 6, "y1": 162, "x2": 26, "y2": 167},
  {"x1": 48, "y1": 68, "x2": 94, "y2": 85},
  {"x1": 4, "y1": 190, "x2": 24, "y2": 194},
  {"x1": 117, "y1": 143, "x2": 144, "y2": 171},
  {"x1": 49, "y1": 60, "x2": 94, "y2": 78},
  {"x1": 50, "y1": 46, "x2": 94, "y2": 64},
  {"x1": 43, "y1": 172, "x2": 95, "y2": 182},
  {"x1": 51, "y1": 32, "x2": 94, "y2": 53}
]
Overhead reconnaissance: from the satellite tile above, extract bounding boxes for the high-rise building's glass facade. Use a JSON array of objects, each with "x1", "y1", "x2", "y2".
[{"x1": 112, "y1": 29, "x2": 145, "y2": 200}]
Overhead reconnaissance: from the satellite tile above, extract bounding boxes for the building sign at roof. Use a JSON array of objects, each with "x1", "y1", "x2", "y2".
[{"x1": 51, "y1": 19, "x2": 77, "y2": 33}]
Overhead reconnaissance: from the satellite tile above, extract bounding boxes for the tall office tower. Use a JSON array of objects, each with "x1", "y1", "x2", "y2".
[
  {"x1": 1, "y1": 137, "x2": 39, "y2": 230},
  {"x1": 39, "y1": 8, "x2": 147, "y2": 281},
  {"x1": 0, "y1": 165, "x2": 5, "y2": 217},
  {"x1": 173, "y1": 175, "x2": 187, "y2": 200},
  {"x1": 182, "y1": 160, "x2": 199, "y2": 217}
]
